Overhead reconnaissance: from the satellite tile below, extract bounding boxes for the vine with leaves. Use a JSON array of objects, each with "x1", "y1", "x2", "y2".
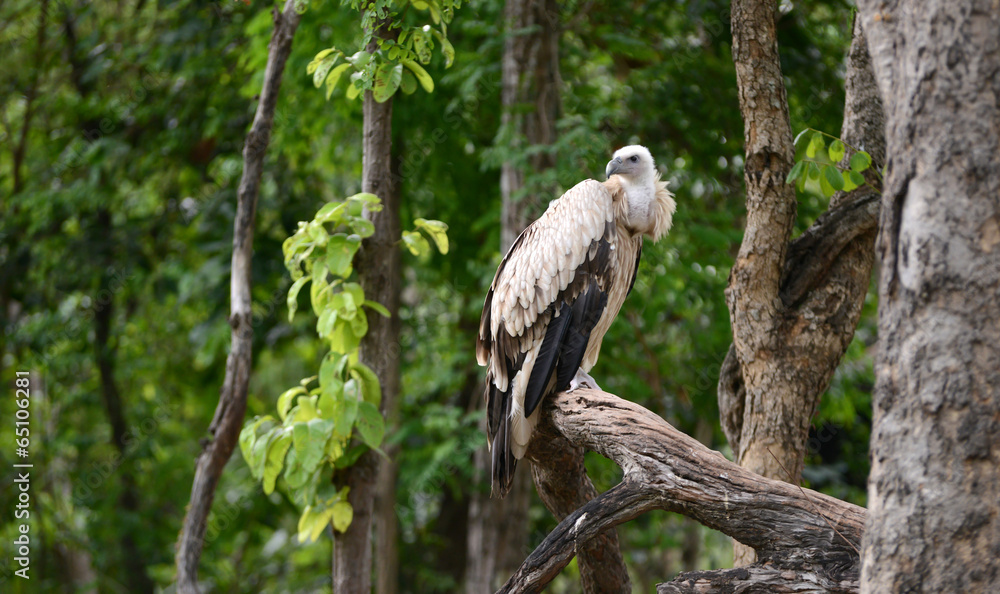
[{"x1": 239, "y1": 194, "x2": 447, "y2": 541}]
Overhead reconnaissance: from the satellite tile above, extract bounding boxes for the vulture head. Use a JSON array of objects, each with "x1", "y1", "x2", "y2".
[{"x1": 605, "y1": 144, "x2": 676, "y2": 241}]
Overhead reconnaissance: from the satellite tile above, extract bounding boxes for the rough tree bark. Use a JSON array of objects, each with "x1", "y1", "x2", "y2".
[
  {"x1": 854, "y1": 2, "x2": 1000, "y2": 591},
  {"x1": 721, "y1": 3, "x2": 885, "y2": 566},
  {"x1": 500, "y1": 389, "x2": 865, "y2": 593},
  {"x1": 174, "y1": 3, "x2": 301, "y2": 591},
  {"x1": 334, "y1": 13, "x2": 401, "y2": 594}
]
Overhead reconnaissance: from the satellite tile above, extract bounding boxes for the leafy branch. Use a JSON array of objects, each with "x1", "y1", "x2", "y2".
[
  {"x1": 306, "y1": 0, "x2": 461, "y2": 101},
  {"x1": 787, "y1": 128, "x2": 882, "y2": 197},
  {"x1": 239, "y1": 193, "x2": 447, "y2": 543}
]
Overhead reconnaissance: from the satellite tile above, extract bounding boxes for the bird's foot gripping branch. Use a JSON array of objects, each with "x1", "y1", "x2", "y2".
[{"x1": 239, "y1": 193, "x2": 447, "y2": 542}]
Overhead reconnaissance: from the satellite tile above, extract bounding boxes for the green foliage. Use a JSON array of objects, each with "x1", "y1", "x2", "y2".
[
  {"x1": 787, "y1": 128, "x2": 881, "y2": 197},
  {"x1": 306, "y1": 0, "x2": 460, "y2": 102},
  {"x1": 240, "y1": 193, "x2": 446, "y2": 541}
]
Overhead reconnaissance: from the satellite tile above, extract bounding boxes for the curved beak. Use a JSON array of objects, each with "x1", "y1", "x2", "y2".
[{"x1": 605, "y1": 156, "x2": 622, "y2": 179}]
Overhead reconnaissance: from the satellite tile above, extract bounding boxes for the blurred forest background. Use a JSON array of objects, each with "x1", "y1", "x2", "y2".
[{"x1": 1, "y1": 0, "x2": 873, "y2": 592}]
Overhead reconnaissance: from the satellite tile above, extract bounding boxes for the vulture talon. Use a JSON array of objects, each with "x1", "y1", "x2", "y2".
[{"x1": 568, "y1": 368, "x2": 601, "y2": 392}]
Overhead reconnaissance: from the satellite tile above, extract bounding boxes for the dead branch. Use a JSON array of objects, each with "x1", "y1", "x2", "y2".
[{"x1": 498, "y1": 389, "x2": 864, "y2": 593}]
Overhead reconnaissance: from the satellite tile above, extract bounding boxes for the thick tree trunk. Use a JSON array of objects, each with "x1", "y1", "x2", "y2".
[
  {"x1": 723, "y1": 4, "x2": 884, "y2": 566},
  {"x1": 500, "y1": 389, "x2": 865, "y2": 593},
  {"x1": 336, "y1": 16, "x2": 402, "y2": 594},
  {"x1": 174, "y1": 4, "x2": 301, "y2": 591},
  {"x1": 467, "y1": 0, "x2": 565, "y2": 591},
  {"x1": 854, "y1": 2, "x2": 1000, "y2": 591}
]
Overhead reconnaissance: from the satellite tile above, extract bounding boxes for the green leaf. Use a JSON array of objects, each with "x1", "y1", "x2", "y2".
[
  {"x1": 315, "y1": 200, "x2": 343, "y2": 222},
  {"x1": 310, "y1": 52, "x2": 340, "y2": 89},
  {"x1": 325, "y1": 235, "x2": 361, "y2": 277},
  {"x1": 440, "y1": 37, "x2": 454, "y2": 68},
  {"x1": 297, "y1": 505, "x2": 333, "y2": 543},
  {"x1": 287, "y1": 276, "x2": 310, "y2": 322},
  {"x1": 332, "y1": 290, "x2": 358, "y2": 320},
  {"x1": 806, "y1": 132, "x2": 825, "y2": 159},
  {"x1": 372, "y1": 62, "x2": 403, "y2": 103},
  {"x1": 293, "y1": 395, "x2": 319, "y2": 423},
  {"x1": 331, "y1": 500, "x2": 354, "y2": 533},
  {"x1": 842, "y1": 172, "x2": 859, "y2": 192},
  {"x1": 356, "y1": 400, "x2": 386, "y2": 449},
  {"x1": 824, "y1": 165, "x2": 845, "y2": 192},
  {"x1": 785, "y1": 161, "x2": 806, "y2": 185},
  {"x1": 349, "y1": 309, "x2": 368, "y2": 338},
  {"x1": 310, "y1": 264, "x2": 330, "y2": 312},
  {"x1": 325, "y1": 434, "x2": 345, "y2": 461},
  {"x1": 363, "y1": 299, "x2": 390, "y2": 318},
  {"x1": 819, "y1": 166, "x2": 835, "y2": 197},
  {"x1": 399, "y1": 68, "x2": 417, "y2": 94},
  {"x1": 348, "y1": 217, "x2": 375, "y2": 238},
  {"x1": 346, "y1": 50, "x2": 371, "y2": 68},
  {"x1": 414, "y1": 218, "x2": 449, "y2": 254},
  {"x1": 318, "y1": 370, "x2": 344, "y2": 421},
  {"x1": 330, "y1": 319, "x2": 362, "y2": 353},
  {"x1": 346, "y1": 192, "x2": 380, "y2": 205},
  {"x1": 239, "y1": 417, "x2": 266, "y2": 469},
  {"x1": 401, "y1": 230, "x2": 431, "y2": 256},
  {"x1": 307, "y1": 222, "x2": 328, "y2": 246},
  {"x1": 807, "y1": 162, "x2": 821, "y2": 180},
  {"x1": 295, "y1": 418, "x2": 333, "y2": 473},
  {"x1": 351, "y1": 361, "x2": 382, "y2": 407},
  {"x1": 282, "y1": 445, "x2": 309, "y2": 489},
  {"x1": 277, "y1": 386, "x2": 307, "y2": 421},
  {"x1": 346, "y1": 73, "x2": 362, "y2": 100},
  {"x1": 263, "y1": 431, "x2": 292, "y2": 494},
  {"x1": 828, "y1": 139, "x2": 846, "y2": 163},
  {"x1": 849, "y1": 151, "x2": 872, "y2": 172},
  {"x1": 848, "y1": 170, "x2": 866, "y2": 188},
  {"x1": 402, "y1": 60, "x2": 434, "y2": 92},
  {"x1": 317, "y1": 307, "x2": 337, "y2": 339},
  {"x1": 334, "y1": 387, "x2": 360, "y2": 437},
  {"x1": 325, "y1": 63, "x2": 352, "y2": 101},
  {"x1": 319, "y1": 352, "x2": 347, "y2": 393},
  {"x1": 250, "y1": 428, "x2": 277, "y2": 480}
]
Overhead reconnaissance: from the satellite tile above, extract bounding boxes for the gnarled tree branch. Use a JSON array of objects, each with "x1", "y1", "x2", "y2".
[
  {"x1": 718, "y1": 17, "x2": 885, "y2": 559},
  {"x1": 499, "y1": 389, "x2": 864, "y2": 594}
]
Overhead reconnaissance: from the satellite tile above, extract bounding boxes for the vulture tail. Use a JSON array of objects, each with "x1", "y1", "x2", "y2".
[
  {"x1": 491, "y1": 409, "x2": 517, "y2": 498},
  {"x1": 485, "y1": 363, "x2": 519, "y2": 499}
]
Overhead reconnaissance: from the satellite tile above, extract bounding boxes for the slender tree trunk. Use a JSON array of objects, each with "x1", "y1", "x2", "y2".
[
  {"x1": 722, "y1": 4, "x2": 885, "y2": 566},
  {"x1": 174, "y1": 4, "x2": 301, "y2": 591},
  {"x1": 335, "y1": 14, "x2": 401, "y2": 593},
  {"x1": 466, "y1": 0, "x2": 564, "y2": 590},
  {"x1": 11, "y1": 0, "x2": 48, "y2": 195},
  {"x1": 92, "y1": 209, "x2": 155, "y2": 593},
  {"x1": 854, "y1": 2, "x2": 1000, "y2": 591}
]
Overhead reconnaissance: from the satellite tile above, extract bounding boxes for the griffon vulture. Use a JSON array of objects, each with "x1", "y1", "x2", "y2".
[{"x1": 477, "y1": 145, "x2": 676, "y2": 497}]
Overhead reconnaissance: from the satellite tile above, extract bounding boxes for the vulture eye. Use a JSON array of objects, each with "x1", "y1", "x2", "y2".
[{"x1": 629, "y1": 155, "x2": 639, "y2": 163}]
